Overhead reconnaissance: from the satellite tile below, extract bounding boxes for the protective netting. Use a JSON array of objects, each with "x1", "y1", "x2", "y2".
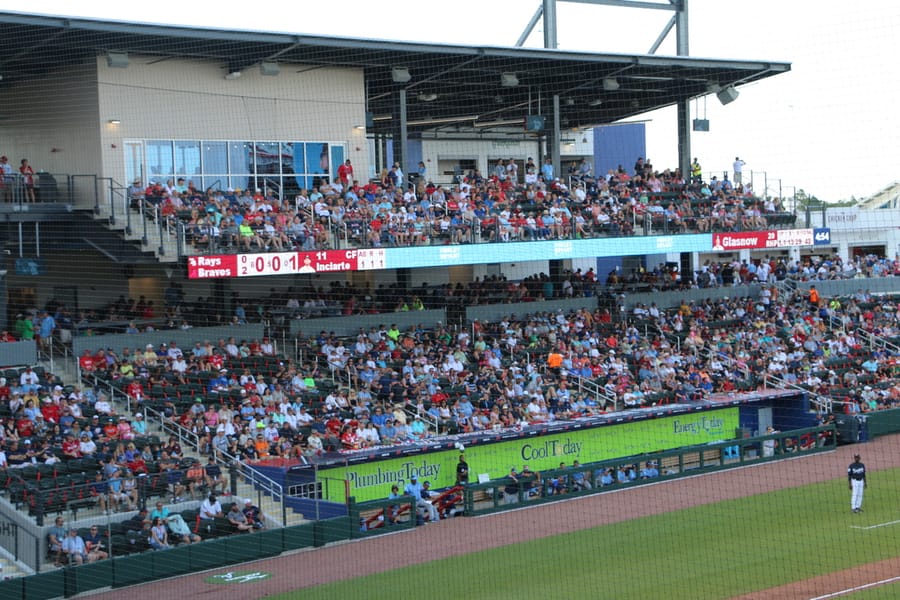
[{"x1": 0, "y1": 6, "x2": 899, "y2": 600}]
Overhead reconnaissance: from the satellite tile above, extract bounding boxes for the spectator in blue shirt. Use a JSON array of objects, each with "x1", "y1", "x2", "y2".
[
  {"x1": 541, "y1": 158, "x2": 554, "y2": 182},
  {"x1": 38, "y1": 310, "x2": 56, "y2": 347},
  {"x1": 165, "y1": 463, "x2": 186, "y2": 503}
]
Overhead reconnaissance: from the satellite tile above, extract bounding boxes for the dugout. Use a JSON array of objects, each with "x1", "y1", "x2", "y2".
[{"x1": 249, "y1": 389, "x2": 814, "y2": 507}]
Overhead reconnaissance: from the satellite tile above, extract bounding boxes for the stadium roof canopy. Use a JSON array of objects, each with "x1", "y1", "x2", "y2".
[{"x1": 0, "y1": 12, "x2": 790, "y2": 135}]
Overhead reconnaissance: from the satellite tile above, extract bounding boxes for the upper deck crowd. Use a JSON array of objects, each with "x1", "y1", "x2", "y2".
[{"x1": 129, "y1": 156, "x2": 796, "y2": 253}]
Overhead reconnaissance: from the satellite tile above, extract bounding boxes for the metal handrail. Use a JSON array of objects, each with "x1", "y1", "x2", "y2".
[
  {"x1": 84, "y1": 371, "x2": 293, "y2": 525},
  {"x1": 219, "y1": 448, "x2": 289, "y2": 526},
  {"x1": 856, "y1": 327, "x2": 900, "y2": 355},
  {"x1": 566, "y1": 371, "x2": 619, "y2": 412},
  {"x1": 768, "y1": 374, "x2": 832, "y2": 413},
  {"x1": 262, "y1": 177, "x2": 282, "y2": 200},
  {"x1": 403, "y1": 404, "x2": 438, "y2": 432}
]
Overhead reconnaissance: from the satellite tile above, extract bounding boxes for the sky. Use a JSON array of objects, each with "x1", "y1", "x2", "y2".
[{"x1": 3, "y1": 0, "x2": 899, "y2": 202}]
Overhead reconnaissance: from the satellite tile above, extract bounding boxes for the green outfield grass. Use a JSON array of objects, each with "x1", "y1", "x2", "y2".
[{"x1": 269, "y1": 467, "x2": 900, "y2": 600}]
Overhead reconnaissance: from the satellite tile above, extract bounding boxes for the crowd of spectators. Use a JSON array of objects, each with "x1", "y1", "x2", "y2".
[
  {"x1": 3, "y1": 275, "x2": 900, "y2": 480},
  {"x1": 129, "y1": 156, "x2": 796, "y2": 254},
  {"x1": 2, "y1": 269, "x2": 900, "y2": 470},
  {"x1": 2, "y1": 288, "x2": 887, "y2": 474}
]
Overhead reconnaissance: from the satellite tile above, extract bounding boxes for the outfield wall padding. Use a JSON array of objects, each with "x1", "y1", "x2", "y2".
[{"x1": 864, "y1": 408, "x2": 900, "y2": 438}]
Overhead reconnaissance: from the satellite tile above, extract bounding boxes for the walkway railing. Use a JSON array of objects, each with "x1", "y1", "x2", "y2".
[{"x1": 768, "y1": 374, "x2": 831, "y2": 413}]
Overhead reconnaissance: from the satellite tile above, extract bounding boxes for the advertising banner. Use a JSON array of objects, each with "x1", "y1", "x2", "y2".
[
  {"x1": 712, "y1": 228, "x2": 813, "y2": 251},
  {"x1": 813, "y1": 228, "x2": 832, "y2": 245},
  {"x1": 319, "y1": 408, "x2": 739, "y2": 502}
]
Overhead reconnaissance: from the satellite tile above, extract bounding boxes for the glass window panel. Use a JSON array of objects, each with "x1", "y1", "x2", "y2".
[
  {"x1": 201, "y1": 141, "x2": 227, "y2": 176},
  {"x1": 331, "y1": 145, "x2": 345, "y2": 177},
  {"x1": 305, "y1": 142, "x2": 330, "y2": 189},
  {"x1": 174, "y1": 141, "x2": 201, "y2": 176},
  {"x1": 280, "y1": 143, "x2": 296, "y2": 176},
  {"x1": 230, "y1": 176, "x2": 249, "y2": 191},
  {"x1": 288, "y1": 142, "x2": 306, "y2": 189},
  {"x1": 253, "y1": 143, "x2": 281, "y2": 178},
  {"x1": 199, "y1": 176, "x2": 229, "y2": 193},
  {"x1": 146, "y1": 140, "x2": 173, "y2": 180},
  {"x1": 228, "y1": 142, "x2": 253, "y2": 175},
  {"x1": 305, "y1": 143, "x2": 329, "y2": 176},
  {"x1": 124, "y1": 142, "x2": 144, "y2": 187}
]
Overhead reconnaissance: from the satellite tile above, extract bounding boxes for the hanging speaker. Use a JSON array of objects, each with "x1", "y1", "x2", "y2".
[
  {"x1": 692, "y1": 119, "x2": 709, "y2": 132},
  {"x1": 106, "y1": 52, "x2": 129, "y2": 69},
  {"x1": 716, "y1": 86, "x2": 739, "y2": 105},
  {"x1": 259, "y1": 62, "x2": 280, "y2": 76},
  {"x1": 525, "y1": 115, "x2": 545, "y2": 131}
]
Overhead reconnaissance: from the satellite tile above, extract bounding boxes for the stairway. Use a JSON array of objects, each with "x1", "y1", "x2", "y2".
[
  {"x1": 0, "y1": 555, "x2": 31, "y2": 579},
  {"x1": 92, "y1": 199, "x2": 181, "y2": 263}
]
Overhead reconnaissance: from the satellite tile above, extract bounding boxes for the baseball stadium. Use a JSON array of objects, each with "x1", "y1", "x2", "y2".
[{"x1": 0, "y1": 2, "x2": 898, "y2": 599}]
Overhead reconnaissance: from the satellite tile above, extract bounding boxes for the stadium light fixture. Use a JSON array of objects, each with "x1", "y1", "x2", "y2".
[
  {"x1": 474, "y1": 118, "x2": 525, "y2": 128},
  {"x1": 407, "y1": 115, "x2": 478, "y2": 126}
]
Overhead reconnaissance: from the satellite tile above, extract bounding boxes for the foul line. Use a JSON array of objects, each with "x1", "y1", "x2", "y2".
[
  {"x1": 809, "y1": 574, "x2": 900, "y2": 599},
  {"x1": 849, "y1": 518, "x2": 900, "y2": 530}
]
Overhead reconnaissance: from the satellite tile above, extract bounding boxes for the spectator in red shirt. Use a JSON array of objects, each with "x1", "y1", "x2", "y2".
[
  {"x1": 337, "y1": 159, "x2": 354, "y2": 187},
  {"x1": 127, "y1": 454, "x2": 148, "y2": 475},
  {"x1": 340, "y1": 424, "x2": 360, "y2": 450},
  {"x1": 61, "y1": 433, "x2": 82, "y2": 459},
  {"x1": 103, "y1": 420, "x2": 119, "y2": 441},
  {"x1": 126, "y1": 380, "x2": 144, "y2": 405},
  {"x1": 79, "y1": 350, "x2": 96, "y2": 373},
  {"x1": 15, "y1": 415, "x2": 34, "y2": 437},
  {"x1": 41, "y1": 397, "x2": 61, "y2": 423}
]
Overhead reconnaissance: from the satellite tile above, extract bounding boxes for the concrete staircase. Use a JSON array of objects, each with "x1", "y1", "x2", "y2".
[
  {"x1": 0, "y1": 555, "x2": 31, "y2": 580},
  {"x1": 93, "y1": 199, "x2": 180, "y2": 263}
]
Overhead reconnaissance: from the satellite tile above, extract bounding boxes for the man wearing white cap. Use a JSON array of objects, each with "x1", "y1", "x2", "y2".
[
  {"x1": 242, "y1": 498, "x2": 264, "y2": 529},
  {"x1": 132, "y1": 412, "x2": 147, "y2": 435}
]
